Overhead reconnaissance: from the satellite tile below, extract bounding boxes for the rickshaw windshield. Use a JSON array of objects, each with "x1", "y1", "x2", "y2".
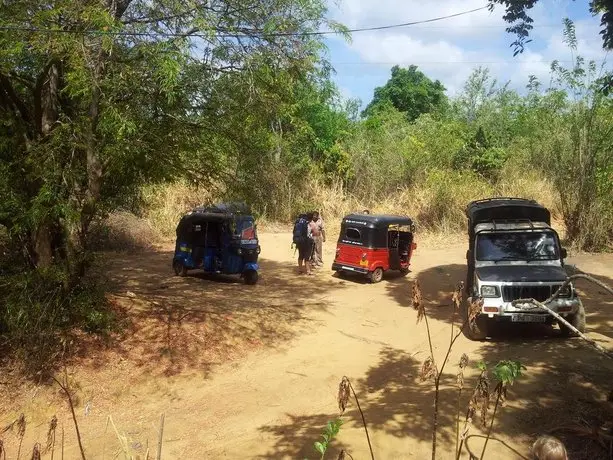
[
  {"x1": 390, "y1": 224, "x2": 413, "y2": 233},
  {"x1": 234, "y1": 217, "x2": 257, "y2": 244}
]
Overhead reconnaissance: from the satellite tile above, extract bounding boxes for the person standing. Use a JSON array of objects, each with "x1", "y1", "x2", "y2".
[
  {"x1": 310, "y1": 211, "x2": 325, "y2": 267},
  {"x1": 294, "y1": 212, "x2": 314, "y2": 275}
]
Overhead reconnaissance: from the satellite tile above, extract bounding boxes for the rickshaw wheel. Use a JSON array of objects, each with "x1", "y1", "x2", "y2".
[
  {"x1": 368, "y1": 267, "x2": 384, "y2": 284},
  {"x1": 173, "y1": 260, "x2": 187, "y2": 277},
  {"x1": 244, "y1": 270, "x2": 259, "y2": 285}
]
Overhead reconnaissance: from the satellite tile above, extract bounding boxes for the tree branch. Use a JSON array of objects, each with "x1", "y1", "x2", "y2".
[{"x1": 0, "y1": 73, "x2": 32, "y2": 126}]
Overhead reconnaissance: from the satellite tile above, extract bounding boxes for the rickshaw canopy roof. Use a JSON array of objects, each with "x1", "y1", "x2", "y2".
[
  {"x1": 176, "y1": 203, "x2": 254, "y2": 237},
  {"x1": 341, "y1": 214, "x2": 413, "y2": 230}
]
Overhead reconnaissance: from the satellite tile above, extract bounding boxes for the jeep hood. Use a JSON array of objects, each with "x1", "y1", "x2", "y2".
[{"x1": 476, "y1": 265, "x2": 567, "y2": 283}]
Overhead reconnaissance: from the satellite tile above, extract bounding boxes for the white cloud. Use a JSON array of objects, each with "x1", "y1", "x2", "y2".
[
  {"x1": 327, "y1": 0, "x2": 611, "y2": 97},
  {"x1": 330, "y1": 0, "x2": 506, "y2": 39}
]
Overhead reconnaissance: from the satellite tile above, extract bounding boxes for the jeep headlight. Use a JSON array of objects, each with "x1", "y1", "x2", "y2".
[
  {"x1": 237, "y1": 248, "x2": 243, "y2": 255},
  {"x1": 556, "y1": 284, "x2": 571, "y2": 297},
  {"x1": 480, "y1": 285, "x2": 500, "y2": 298}
]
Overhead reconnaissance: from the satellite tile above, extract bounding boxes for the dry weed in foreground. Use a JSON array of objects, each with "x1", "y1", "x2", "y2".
[
  {"x1": 53, "y1": 374, "x2": 86, "y2": 460},
  {"x1": 337, "y1": 377, "x2": 374, "y2": 460},
  {"x1": 455, "y1": 354, "x2": 469, "y2": 454},
  {"x1": 411, "y1": 280, "x2": 424, "y2": 324},
  {"x1": 420, "y1": 356, "x2": 438, "y2": 382},
  {"x1": 338, "y1": 377, "x2": 351, "y2": 414},
  {"x1": 31, "y1": 443, "x2": 41, "y2": 460},
  {"x1": 44, "y1": 415, "x2": 57, "y2": 456},
  {"x1": 457, "y1": 364, "x2": 490, "y2": 460}
]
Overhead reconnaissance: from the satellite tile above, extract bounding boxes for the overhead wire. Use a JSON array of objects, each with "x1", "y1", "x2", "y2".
[{"x1": 0, "y1": 5, "x2": 492, "y2": 38}]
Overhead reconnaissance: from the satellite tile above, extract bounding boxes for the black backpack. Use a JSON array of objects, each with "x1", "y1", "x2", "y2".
[{"x1": 292, "y1": 214, "x2": 309, "y2": 244}]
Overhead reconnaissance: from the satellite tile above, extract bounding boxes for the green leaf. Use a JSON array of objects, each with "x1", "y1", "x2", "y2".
[
  {"x1": 314, "y1": 441, "x2": 326, "y2": 455},
  {"x1": 493, "y1": 360, "x2": 525, "y2": 385}
]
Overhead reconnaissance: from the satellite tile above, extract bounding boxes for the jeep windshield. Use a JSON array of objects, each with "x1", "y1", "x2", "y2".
[{"x1": 476, "y1": 231, "x2": 559, "y2": 262}]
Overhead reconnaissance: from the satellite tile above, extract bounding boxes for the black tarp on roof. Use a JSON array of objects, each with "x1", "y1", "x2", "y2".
[{"x1": 466, "y1": 198, "x2": 550, "y2": 227}]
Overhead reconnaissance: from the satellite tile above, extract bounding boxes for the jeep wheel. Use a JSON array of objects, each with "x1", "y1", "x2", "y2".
[
  {"x1": 560, "y1": 299, "x2": 586, "y2": 337},
  {"x1": 462, "y1": 294, "x2": 489, "y2": 341},
  {"x1": 466, "y1": 315, "x2": 490, "y2": 341},
  {"x1": 368, "y1": 267, "x2": 384, "y2": 284}
]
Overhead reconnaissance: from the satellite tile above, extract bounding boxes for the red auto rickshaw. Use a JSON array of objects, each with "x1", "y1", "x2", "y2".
[{"x1": 332, "y1": 214, "x2": 416, "y2": 283}]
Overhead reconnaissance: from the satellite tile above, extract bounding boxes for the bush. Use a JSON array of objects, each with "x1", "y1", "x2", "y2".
[{"x1": 0, "y1": 262, "x2": 113, "y2": 373}]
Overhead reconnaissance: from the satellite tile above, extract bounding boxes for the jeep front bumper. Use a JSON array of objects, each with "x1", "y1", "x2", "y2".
[{"x1": 477, "y1": 297, "x2": 580, "y2": 320}]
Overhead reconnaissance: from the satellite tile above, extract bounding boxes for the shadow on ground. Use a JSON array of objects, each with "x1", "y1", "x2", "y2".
[
  {"x1": 257, "y1": 413, "x2": 349, "y2": 459},
  {"x1": 383, "y1": 261, "x2": 613, "y2": 459},
  {"x1": 70, "y1": 249, "x2": 348, "y2": 379}
]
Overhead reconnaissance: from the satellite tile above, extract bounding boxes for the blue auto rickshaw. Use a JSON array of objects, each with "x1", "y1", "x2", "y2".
[{"x1": 172, "y1": 203, "x2": 260, "y2": 284}]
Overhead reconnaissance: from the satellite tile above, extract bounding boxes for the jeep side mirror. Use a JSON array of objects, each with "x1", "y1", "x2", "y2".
[{"x1": 560, "y1": 247, "x2": 568, "y2": 259}]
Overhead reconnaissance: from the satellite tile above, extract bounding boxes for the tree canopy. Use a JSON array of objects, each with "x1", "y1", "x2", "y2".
[
  {"x1": 0, "y1": 0, "x2": 341, "y2": 272},
  {"x1": 490, "y1": 0, "x2": 613, "y2": 53},
  {"x1": 362, "y1": 65, "x2": 447, "y2": 121}
]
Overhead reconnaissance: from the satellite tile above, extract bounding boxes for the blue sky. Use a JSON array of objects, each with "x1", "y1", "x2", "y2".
[{"x1": 323, "y1": 0, "x2": 610, "y2": 107}]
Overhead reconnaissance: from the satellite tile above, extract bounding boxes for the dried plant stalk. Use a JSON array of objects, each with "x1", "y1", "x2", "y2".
[
  {"x1": 338, "y1": 377, "x2": 351, "y2": 415},
  {"x1": 338, "y1": 376, "x2": 375, "y2": 460},
  {"x1": 420, "y1": 356, "x2": 438, "y2": 382},
  {"x1": 45, "y1": 416, "x2": 57, "y2": 457},
  {"x1": 452, "y1": 281, "x2": 464, "y2": 311},
  {"x1": 412, "y1": 281, "x2": 424, "y2": 324},
  {"x1": 455, "y1": 354, "x2": 469, "y2": 454},
  {"x1": 31, "y1": 444, "x2": 41, "y2": 460},
  {"x1": 16, "y1": 414, "x2": 26, "y2": 460},
  {"x1": 457, "y1": 368, "x2": 489, "y2": 460}
]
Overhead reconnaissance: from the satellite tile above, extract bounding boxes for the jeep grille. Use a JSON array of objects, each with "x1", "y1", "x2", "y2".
[{"x1": 502, "y1": 285, "x2": 563, "y2": 302}]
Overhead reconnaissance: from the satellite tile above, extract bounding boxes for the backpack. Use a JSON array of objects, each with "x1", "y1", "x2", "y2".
[{"x1": 292, "y1": 214, "x2": 309, "y2": 245}]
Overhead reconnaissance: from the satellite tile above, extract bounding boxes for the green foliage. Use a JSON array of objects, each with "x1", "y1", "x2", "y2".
[
  {"x1": 493, "y1": 360, "x2": 525, "y2": 385},
  {"x1": 490, "y1": 0, "x2": 613, "y2": 52},
  {"x1": 0, "y1": 261, "x2": 113, "y2": 372},
  {"x1": 0, "y1": 0, "x2": 341, "y2": 361},
  {"x1": 362, "y1": 65, "x2": 448, "y2": 121},
  {"x1": 313, "y1": 418, "x2": 343, "y2": 459}
]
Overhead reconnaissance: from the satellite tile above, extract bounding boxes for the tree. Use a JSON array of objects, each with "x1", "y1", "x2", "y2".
[
  {"x1": 490, "y1": 0, "x2": 613, "y2": 54},
  {"x1": 0, "y1": 0, "x2": 339, "y2": 274},
  {"x1": 362, "y1": 65, "x2": 447, "y2": 122},
  {"x1": 526, "y1": 20, "x2": 613, "y2": 249}
]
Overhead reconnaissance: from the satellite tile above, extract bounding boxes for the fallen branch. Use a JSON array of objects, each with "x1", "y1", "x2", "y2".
[
  {"x1": 512, "y1": 297, "x2": 613, "y2": 360},
  {"x1": 511, "y1": 273, "x2": 613, "y2": 359},
  {"x1": 545, "y1": 273, "x2": 613, "y2": 303}
]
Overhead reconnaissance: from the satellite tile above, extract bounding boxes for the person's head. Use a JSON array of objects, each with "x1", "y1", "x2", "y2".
[
  {"x1": 312, "y1": 211, "x2": 319, "y2": 221},
  {"x1": 531, "y1": 435, "x2": 568, "y2": 460},
  {"x1": 363, "y1": 209, "x2": 370, "y2": 214},
  {"x1": 306, "y1": 212, "x2": 314, "y2": 221}
]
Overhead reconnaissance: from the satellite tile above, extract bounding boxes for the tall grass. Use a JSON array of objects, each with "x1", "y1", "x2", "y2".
[
  {"x1": 139, "y1": 182, "x2": 218, "y2": 239},
  {"x1": 131, "y1": 169, "x2": 559, "y2": 241}
]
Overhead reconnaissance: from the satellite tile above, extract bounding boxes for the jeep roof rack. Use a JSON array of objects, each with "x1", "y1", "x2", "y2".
[{"x1": 491, "y1": 218, "x2": 535, "y2": 231}]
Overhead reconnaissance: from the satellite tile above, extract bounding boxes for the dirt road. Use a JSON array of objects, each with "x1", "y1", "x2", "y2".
[{"x1": 2, "y1": 232, "x2": 612, "y2": 459}]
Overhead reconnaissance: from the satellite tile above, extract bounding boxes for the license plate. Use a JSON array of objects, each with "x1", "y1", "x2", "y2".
[{"x1": 511, "y1": 314, "x2": 546, "y2": 323}]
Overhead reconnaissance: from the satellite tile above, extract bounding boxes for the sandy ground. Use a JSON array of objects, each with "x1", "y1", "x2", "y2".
[{"x1": 1, "y1": 232, "x2": 613, "y2": 459}]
